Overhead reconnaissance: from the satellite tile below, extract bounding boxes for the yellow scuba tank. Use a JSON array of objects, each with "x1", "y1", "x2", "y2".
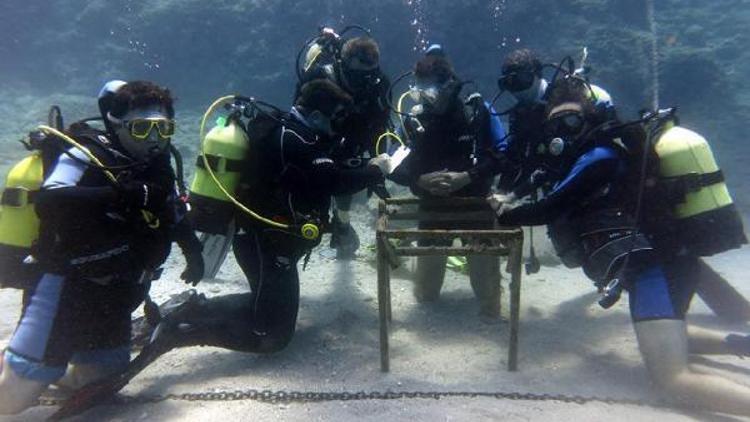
[
  {"x1": 654, "y1": 125, "x2": 747, "y2": 255},
  {"x1": 189, "y1": 119, "x2": 250, "y2": 234},
  {"x1": 0, "y1": 152, "x2": 44, "y2": 287},
  {"x1": 0, "y1": 153, "x2": 44, "y2": 248}
]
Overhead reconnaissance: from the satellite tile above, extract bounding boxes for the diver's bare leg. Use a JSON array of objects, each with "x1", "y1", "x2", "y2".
[
  {"x1": 0, "y1": 356, "x2": 48, "y2": 415},
  {"x1": 687, "y1": 325, "x2": 734, "y2": 355},
  {"x1": 635, "y1": 319, "x2": 750, "y2": 416},
  {"x1": 56, "y1": 363, "x2": 122, "y2": 390}
]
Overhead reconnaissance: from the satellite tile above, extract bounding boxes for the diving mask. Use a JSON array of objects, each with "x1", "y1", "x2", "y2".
[
  {"x1": 307, "y1": 104, "x2": 350, "y2": 137},
  {"x1": 546, "y1": 111, "x2": 586, "y2": 137},
  {"x1": 123, "y1": 118, "x2": 175, "y2": 140},
  {"x1": 498, "y1": 70, "x2": 536, "y2": 93},
  {"x1": 109, "y1": 106, "x2": 173, "y2": 161},
  {"x1": 342, "y1": 57, "x2": 380, "y2": 90},
  {"x1": 409, "y1": 84, "x2": 441, "y2": 105}
]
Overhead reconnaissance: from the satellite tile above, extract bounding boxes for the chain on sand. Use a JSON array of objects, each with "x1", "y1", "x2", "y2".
[{"x1": 40, "y1": 389, "x2": 657, "y2": 408}]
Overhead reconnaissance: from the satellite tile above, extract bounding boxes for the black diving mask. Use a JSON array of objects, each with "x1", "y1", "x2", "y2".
[
  {"x1": 342, "y1": 58, "x2": 381, "y2": 90},
  {"x1": 498, "y1": 70, "x2": 536, "y2": 93},
  {"x1": 546, "y1": 111, "x2": 586, "y2": 138}
]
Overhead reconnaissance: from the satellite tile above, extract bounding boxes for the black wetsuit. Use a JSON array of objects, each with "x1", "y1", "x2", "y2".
[
  {"x1": 296, "y1": 63, "x2": 392, "y2": 254},
  {"x1": 171, "y1": 111, "x2": 384, "y2": 352},
  {"x1": 392, "y1": 97, "x2": 505, "y2": 198}
]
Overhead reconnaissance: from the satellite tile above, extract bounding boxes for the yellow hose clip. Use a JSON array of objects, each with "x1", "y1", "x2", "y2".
[{"x1": 300, "y1": 223, "x2": 320, "y2": 241}]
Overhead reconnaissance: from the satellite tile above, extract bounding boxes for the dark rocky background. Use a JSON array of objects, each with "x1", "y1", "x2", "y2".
[{"x1": 1, "y1": 0, "x2": 748, "y2": 210}]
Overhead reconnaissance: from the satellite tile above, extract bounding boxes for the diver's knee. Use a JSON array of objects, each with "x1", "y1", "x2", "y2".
[
  {"x1": 649, "y1": 369, "x2": 693, "y2": 402},
  {"x1": 0, "y1": 356, "x2": 51, "y2": 414}
]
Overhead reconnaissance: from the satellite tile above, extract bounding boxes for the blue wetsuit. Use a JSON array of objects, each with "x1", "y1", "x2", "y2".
[{"x1": 497, "y1": 144, "x2": 697, "y2": 321}]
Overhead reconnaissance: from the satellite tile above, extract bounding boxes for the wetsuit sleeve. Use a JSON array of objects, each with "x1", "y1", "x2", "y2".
[
  {"x1": 36, "y1": 148, "x2": 118, "y2": 217},
  {"x1": 173, "y1": 214, "x2": 202, "y2": 254},
  {"x1": 282, "y1": 128, "x2": 383, "y2": 197},
  {"x1": 497, "y1": 147, "x2": 622, "y2": 226}
]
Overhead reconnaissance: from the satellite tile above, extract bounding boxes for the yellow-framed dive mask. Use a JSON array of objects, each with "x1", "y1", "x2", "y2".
[{"x1": 123, "y1": 118, "x2": 176, "y2": 140}]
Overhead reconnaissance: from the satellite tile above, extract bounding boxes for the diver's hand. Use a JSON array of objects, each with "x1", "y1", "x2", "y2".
[
  {"x1": 120, "y1": 181, "x2": 168, "y2": 211},
  {"x1": 417, "y1": 171, "x2": 449, "y2": 195},
  {"x1": 431, "y1": 171, "x2": 471, "y2": 197},
  {"x1": 368, "y1": 153, "x2": 394, "y2": 175},
  {"x1": 180, "y1": 249, "x2": 205, "y2": 286},
  {"x1": 487, "y1": 192, "x2": 517, "y2": 216},
  {"x1": 369, "y1": 146, "x2": 410, "y2": 176}
]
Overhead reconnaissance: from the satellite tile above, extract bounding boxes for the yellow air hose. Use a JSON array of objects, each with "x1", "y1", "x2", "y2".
[
  {"x1": 37, "y1": 125, "x2": 118, "y2": 184},
  {"x1": 38, "y1": 125, "x2": 161, "y2": 228},
  {"x1": 374, "y1": 131, "x2": 405, "y2": 155},
  {"x1": 198, "y1": 96, "x2": 320, "y2": 240}
]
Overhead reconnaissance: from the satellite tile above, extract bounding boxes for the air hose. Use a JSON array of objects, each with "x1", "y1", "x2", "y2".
[
  {"x1": 37, "y1": 125, "x2": 118, "y2": 185},
  {"x1": 374, "y1": 131, "x2": 405, "y2": 155},
  {"x1": 198, "y1": 95, "x2": 320, "y2": 241}
]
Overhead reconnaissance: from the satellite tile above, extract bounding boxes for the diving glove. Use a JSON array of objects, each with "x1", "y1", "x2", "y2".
[{"x1": 180, "y1": 249, "x2": 205, "y2": 286}]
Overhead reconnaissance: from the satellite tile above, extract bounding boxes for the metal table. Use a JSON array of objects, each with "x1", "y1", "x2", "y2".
[{"x1": 376, "y1": 197, "x2": 524, "y2": 372}]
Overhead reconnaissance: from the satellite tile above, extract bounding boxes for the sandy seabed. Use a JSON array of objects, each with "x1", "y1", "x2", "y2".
[{"x1": 0, "y1": 199, "x2": 749, "y2": 422}]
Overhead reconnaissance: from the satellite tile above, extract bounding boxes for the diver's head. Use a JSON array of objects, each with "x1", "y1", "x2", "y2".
[
  {"x1": 543, "y1": 77, "x2": 596, "y2": 156},
  {"x1": 412, "y1": 55, "x2": 461, "y2": 116},
  {"x1": 340, "y1": 37, "x2": 381, "y2": 93},
  {"x1": 499, "y1": 49, "x2": 545, "y2": 105},
  {"x1": 295, "y1": 79, "x2": 353, "y2": 139},
  {"x1": 106, "y1": 81, "x2": 175, "y2": 162}
]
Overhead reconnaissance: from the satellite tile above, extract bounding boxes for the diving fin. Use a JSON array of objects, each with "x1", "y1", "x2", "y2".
[
  {"x1": 199, "y1": 219, "x2": 236, "y2": 279},
  {"x1": 48, "y1": 331, "x2": 174, "y2": 421},
  {"x1": 695, "y1": 259, "x2": 750, "y2": 323}
]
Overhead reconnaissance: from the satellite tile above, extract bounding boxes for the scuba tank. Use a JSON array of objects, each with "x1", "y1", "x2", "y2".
[
  {"x1": 0, "y1": 106, "x2": 65, "y2": 287},
  {"x1": 654, "y1": 123, "x2": 747, "y2": 256},
  {"x1": 0, "y1": 153, "x2": 45, "y2": 288},
  {"x1": 0, "y1": 154, "x2": 44, "y2": 250},
  {"x1": 189, "y1": 95, "x2": 322, "y2": 241},
  {"x1": 189, "y1": 118, "x2": 250, "y2": 235},
  {"x1": 0, "y1": 106, "x2": 106, "y2": 288}
]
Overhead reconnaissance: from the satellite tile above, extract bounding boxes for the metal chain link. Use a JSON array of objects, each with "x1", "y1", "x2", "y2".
[{"x1": 40, "y1": 389, "x2": 656, "y2": 408}]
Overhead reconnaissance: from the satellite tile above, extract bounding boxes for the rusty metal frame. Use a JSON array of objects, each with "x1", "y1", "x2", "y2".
[{"x1": 376, "y1": 197, "x2": 524, "y2": 372}]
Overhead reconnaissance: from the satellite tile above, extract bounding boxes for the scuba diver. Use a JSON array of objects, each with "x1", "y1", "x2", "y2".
[
  {"x1": 488, "y1": 76, "x2": 750, "y2": 416},
  {"x1": 494, "y1": 48, "x2": 614, "y2": 194},
  {"x1": 0, "y1": 80, "x2": 204, "y2": 415},
  {"x1": 131, "y1": 79, "x2": 392, "y2": 356},
  {"x1": 389, "y1": 53, "x2": 506, "y2": 320},
  {"x1": 496, "y1": 48, "x2": 750, "y2": 321},
  {"x1": 296, "y1": 27, "x2": 392, "y2": 259}
]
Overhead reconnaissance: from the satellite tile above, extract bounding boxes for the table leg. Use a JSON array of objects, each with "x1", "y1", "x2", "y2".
[
  {"x1": 377, "y1": 236, "x2": 391, "y2": 372},
  {"x1": 508, "y1": 237, "x2": 523, "y2": 371}
]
